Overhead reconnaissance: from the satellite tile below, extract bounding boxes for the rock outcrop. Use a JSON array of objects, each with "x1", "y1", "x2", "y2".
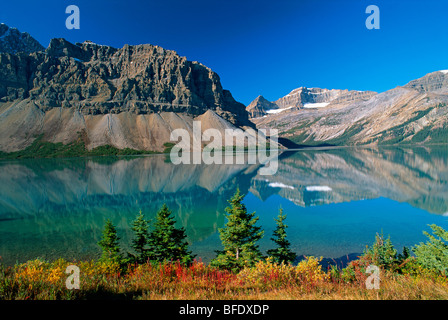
[
  {"x1": 1, "y1": 37, "x2": 251, "y2": 126},
  {"x1": 0, "y1": 24, "x2": 44, "y2": 54},
  {"x1": 403, "y1": 70, "x2": 448, "y2": 94},
  {"x1": 0, "y1": 27, "x2": 256, "y2": 152}
]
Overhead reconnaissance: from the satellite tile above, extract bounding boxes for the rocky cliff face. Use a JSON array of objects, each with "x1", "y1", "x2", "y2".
[
  {"x1": 0, "y1": 24, "x2": 44, "y2": 54},
  {"x1": 0, "y1": 28, "x2": 255, "y2": 152},
  {"x1": 1, "y1": 37, "x2": 251, "y2": 125}
]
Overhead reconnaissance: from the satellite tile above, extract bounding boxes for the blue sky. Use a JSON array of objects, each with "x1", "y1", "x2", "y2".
[{"x1": 2, "y1": 0, "x2": 448, "y2": 105}]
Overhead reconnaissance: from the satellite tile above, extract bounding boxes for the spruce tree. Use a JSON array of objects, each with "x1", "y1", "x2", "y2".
[
  {"x1": 98, "y1": 219, "x2": 122, "y2": 264},
  {"x1": 130, "y1": 210, "x2": 150, "y2": 264},
  {"x1": 364, "y1": 231, "x2": 398, "y2": 269},
  {"x1": 147, "y1": 204, "x2": 194, "y2": 264},
  {"x1": 211, "y1": 188, "x2": 264, "y2": 271},
  {"x1": 267, "y1": 207, "x2": 297, "y2": 264},
  {"x1": 413, "y1": 224, "x2": 448, "y2": 275}
]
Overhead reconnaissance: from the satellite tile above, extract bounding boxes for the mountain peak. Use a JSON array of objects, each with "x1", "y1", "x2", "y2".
[
  {"x1": 0, "y1": 23, "x2": 44, "y2": 54},
  {"x1": 252, "y1": 95, "x2": 271, "y2": 103},
  {"x1": 246, "y1": 95, "x2": 279, "y2": 118},
  {"x1": 0, "y1": 33, "x2": 252, "y2": 128},
  {"x1": 274, "y1": 86, "x2": 376, "y2": 109}
]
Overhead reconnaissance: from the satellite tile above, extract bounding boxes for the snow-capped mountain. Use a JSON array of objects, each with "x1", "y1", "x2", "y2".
[
  {"x1": 248, "y1": 71, "x2": 448, "y2": 146},
  {"x1": 246, "y1": 87, "x2": 376, "y2": 118}
]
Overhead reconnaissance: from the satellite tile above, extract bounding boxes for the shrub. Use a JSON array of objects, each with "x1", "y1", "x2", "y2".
[
  {"x1": 237, "y1": 257, "x2": 297, "y2": 287},
  {"x1": 296, "y1": 256, "x2": 329, "y2": 283},
  {"x1": 237, "y1": 256, "x2": 328, "y2": 288},
  {"x1": 412, "y1": 224, "x2": 448, "y2": 275}
]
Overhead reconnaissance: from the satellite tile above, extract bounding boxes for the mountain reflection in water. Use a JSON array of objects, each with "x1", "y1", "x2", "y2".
[{"x1": 0, "y1": 145, "x2": 447, "y2": 266}]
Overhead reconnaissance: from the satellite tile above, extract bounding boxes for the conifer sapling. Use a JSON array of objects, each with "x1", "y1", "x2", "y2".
[
  {"x1": 267, "y1": 207, "x2": 297, "y2": 264},
  {"x1": 98, "y1": 219, "x2": 122, "y2": 264},
  {"x1": 211, "y1": 188, "x2": 264, "y2": 271},
  {"x1": 130, "y1": 210, "x2": 150, "y2": 263},
  {"x1": 147, "y1": 204, "x2": 194, "y2": 265}
]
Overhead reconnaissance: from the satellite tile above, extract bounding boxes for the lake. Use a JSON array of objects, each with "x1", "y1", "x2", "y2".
[{"x1": 1, "y1": 145, "x2": 448, "y2": 267}]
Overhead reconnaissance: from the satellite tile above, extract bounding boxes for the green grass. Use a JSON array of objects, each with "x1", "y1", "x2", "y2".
[
  {"x1": 0, "y1": 134, "x2": 160, "y2": 160},
  {"x1": 162, "y1": 142, "x2": 176, "y2": 154}
]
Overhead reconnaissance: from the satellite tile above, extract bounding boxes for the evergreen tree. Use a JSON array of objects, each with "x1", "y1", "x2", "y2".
[
  {"x1": 130, "y1": 210, "x2": 150, "y2": 264},
  {"x1": 211, "y1": 188, "x2": 264, "y2": 271},
  {"x1": 267, "y1": 207, "x2": 297, "y2": 264},
  {"x1": 147, "y1": 204, "x2": 194, "y2": 264},
  {"x1": 98, "y1": 219, "x2": 122, "y2": 264},
  {"x1": 413, "y1": 224, "x2": 448, "y2": 275},
  {"x1": 397, "y1": 246, "x2": 412, "y2": 261},
  {"x1": 364, "y1": 231, "x2": 398, "y2": 269}
]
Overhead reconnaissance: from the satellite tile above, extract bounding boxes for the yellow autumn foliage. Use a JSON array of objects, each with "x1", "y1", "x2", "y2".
[{"x1": 238, "y1": 256, "x2": 328, "y2": 287}]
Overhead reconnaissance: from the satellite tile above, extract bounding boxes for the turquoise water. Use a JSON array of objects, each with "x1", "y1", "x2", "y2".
[{"x1": 1, "y1": 146, "x2": 448, "y2": 266}]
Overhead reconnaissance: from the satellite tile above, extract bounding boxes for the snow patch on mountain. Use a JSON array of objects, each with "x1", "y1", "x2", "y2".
[
  {"x1": 303, "y1": 102, "x2": 330, "y2": 109},
  {"x1": 266, "y1": 106, "x2": 293, "y2": 114}
]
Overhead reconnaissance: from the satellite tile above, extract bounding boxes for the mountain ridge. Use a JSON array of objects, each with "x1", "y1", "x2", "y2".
[
  {"x1": 1, "y1": 23, "x2": 447, "y2": 153},
  {"x1": 0, "y1": 23, "x2": 44, "y2": 54},
  {"x1": 0, "y1": 24, "x2": 256, "y2": 153},
  {"x1": 249, "y1": 71, "x2": 448, "y2": 146}
]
